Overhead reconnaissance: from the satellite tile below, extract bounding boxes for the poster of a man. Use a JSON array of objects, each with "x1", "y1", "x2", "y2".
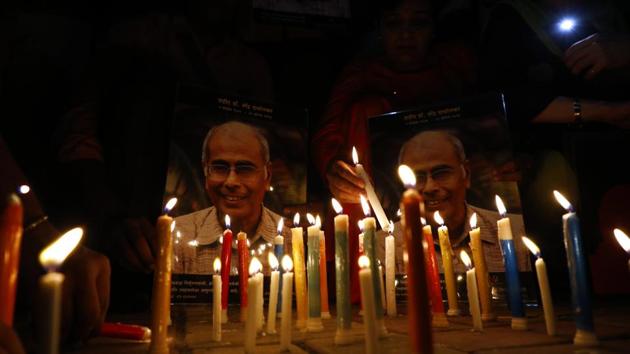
[{"x1": 370, "y1": 94, "x2": 530, "y2": 274}]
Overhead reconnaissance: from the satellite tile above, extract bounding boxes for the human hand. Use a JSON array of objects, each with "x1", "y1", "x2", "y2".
[
  {"x1": 564, "y1": 33, "x2": 630, "y2": 79},
  {"x1": 59, "y1": 247, "x2": 110, "y2": 344},
  {"x1": 325, "y1": 160, "x2": 365, "y2": 203},
  {"x1": 0, "y1": 322, "x2": 25, "y2": 354},
  {"x1": 111, "y1": 218, "x2": 157, "y2": 273}
]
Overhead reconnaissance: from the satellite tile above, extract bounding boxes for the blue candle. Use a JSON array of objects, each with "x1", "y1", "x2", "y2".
[
  {"x1": 554, "y1": 191, "x2": 598, "y2": 346},
  {"x1": 274, "y1": 218, "x2": 284, "y2": 317},
  {"x1": 495, "y1": 195, "x2": 527, "y2": 330}
]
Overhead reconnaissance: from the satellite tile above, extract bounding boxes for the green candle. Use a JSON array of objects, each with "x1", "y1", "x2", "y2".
[
  {"x1": 332, "y1": 199, "x2": 352, "y2": 345},
  {"x1": 360, "y1": 196, "x2": 388, "y2": 338},
  {"x1": 306, "y1": 214, "x2": 323, "y2": 332}
]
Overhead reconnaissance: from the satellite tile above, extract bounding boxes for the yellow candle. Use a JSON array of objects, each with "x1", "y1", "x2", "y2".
[
  {"x1": 358, "y1": 256, "x2": 379, "y2": 354},
  {"x1": 38, "y1": 227, "x2": 83, "y2": 354},
  {"x1": 267, "y1": 253, "x2": 280, "y2": 334},
  {"x1": 468, "y1": 213, "x2": 495, "y2": 321},
  {"x1": 212, "y1": 258, "x2": 222, "y2": 341},
  {"x1": 460, "y1": 251, "x2": 483, "y2": 332},
  {"x1": 150, "y1": 198, "x2": 177, "y2": 354},
  {"x1": 291, "y1": 213, "x2": 307, "y2": 329},
  {"x1": 385, "y1": 222, "x2": 396, "y2": 316},
  {"x1": 244, "y1": 258, "x2": 262, "y2": 353},
  {"x1": 280, "y1": 256, "x2": 294, "y2": 350},
  {"x1": 434, "y1": 211, "x2": 460, "y2": 316},
  {"x1": 523, "y1": 237, "x2": 556, "y2": 336},
  {"x1": 319, "y1": 229, "x2": 331, "y2": 319}
]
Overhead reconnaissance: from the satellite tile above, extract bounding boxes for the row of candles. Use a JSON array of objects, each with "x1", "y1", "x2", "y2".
[{"x1": 2, "y1": 160, "x2": 630, "y2": 353}]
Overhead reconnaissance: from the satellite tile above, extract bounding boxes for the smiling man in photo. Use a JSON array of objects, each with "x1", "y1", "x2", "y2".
[{"x1": 173, "y1": 121, "x2": 286, "y2": 274}]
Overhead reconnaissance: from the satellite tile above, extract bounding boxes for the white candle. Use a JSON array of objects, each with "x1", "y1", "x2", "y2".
[
  {"x1": 613, "y1": 228, "x2": 630, "y2": 273},
  {"x1": 352, "y1": 147, "x2": 389, "y2": 231},
  {"x1": 358, "y1": 256, "x2": 379, "y2": 354},
  {"x1": 460, "y1": 251, "x2": 483, "y2": 332},
  {"x1": 244, "y1": 257, "x2": 262, "y2": 353},
  {"x1": 257, "y1": 270, "x2": 264, "y2": 332},
  {"x1": 280, "y1": 255, "x2": 294, "y2": 350},
  {"x1": 385, "y1": 222, "x2": 396, "y2": 316},
  {"x1": 212, "y1": 258, "x2": 222, "y2": 342},
  {"x1": 38, "y1": 227, "x2": 83, "y2": 354},
  {"x1": 267, "y1": 253, "x2": 280, "y2": 334},
  {"x1": 522, "y1": 237, "x2": 556, "y2": 336}
]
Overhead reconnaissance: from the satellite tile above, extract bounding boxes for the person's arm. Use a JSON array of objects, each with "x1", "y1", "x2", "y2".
[{"x1": 531, "y1": 96, "x2": 630, "y2": 127}]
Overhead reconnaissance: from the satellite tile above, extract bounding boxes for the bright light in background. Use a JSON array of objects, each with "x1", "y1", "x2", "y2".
[{"x1": 558, "y1": 17, "x2": 576, "y2": 32}]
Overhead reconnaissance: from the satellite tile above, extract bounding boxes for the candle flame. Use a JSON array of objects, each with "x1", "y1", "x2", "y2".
[
  {"x1": 397, "y1": 164, "x2": 416, "y2": 188},
  {"x1": 225, "y1": 214, "x2": 231, "y2": 229},
  {"x1": 495, "y1": 195, "x2": 506, "y2": 216},
  {"x1": 306, "y1": 213, "x2": 315, "y2": 225},
  {"x1": 18, "y1": 185, "x2": 30, "y2": 194},
  {"x1": 316, "y1": 215, "x2": 322, "y2": 228},
  {"x1": 249, "y1": 257, "x2": 262, "y2": 276},
  {"x1": 213, "y1": 258, "x2": 221, "y2": 274},
  {"x1": 421, "y1": 217, "x2": 426, "y2": 225},
  {"x1": 433, "y1": 211, "x2": 444, "y2": 226},
  {"x1": 388, "y1": 220, "x2": 394, "y2": 235},
  {"x1": 293, "y1": 213, "x2": 300, "y2": 227},
  {"x1": 39, "y1": 227, "x2": 83, "y2": 270},
  {"x1": 331, "y1": 198, "x2": 343, "y2": 214},
  {"x1": 358, "y1": 255, "x2": 370, "y2": 269},
  {"x1": 553, "y1": 190, "x2": 573, "y2": 212},
  {"x1": 176, "y1": 231, "x2": 182, "y2": 239},
  {"x1": 282, "y1": 255, "x2": 293, "y2": 272},
  {"x1": 522, "y1": 236, "x2": 541, "y2": 258},
  {"x1": 352, "y1": 146, "x2": 359, "y2": 164},
  {"x1": 360, "y1": 195, "x2": 370, "y2": 216},
  {"x1": 614, "y1": 228, "x2": 630, "y2": 253},
  {"x1": 171, "y1": 221, "x2": 176, "y2": 232},
  {"x1": 277, "y1": 217, "x2": 284, "y2": 235},
  {"x1": 219, "y1": 235, "x2": 223, "y2": 244},
  {"x1": 469, "y1": 213, "x2": 478, "y2": 229},
  {"x1": 460, "y1": 250, "x2": 472, "y2": 269},
  {"x1": 188, "y1": 239, "x2": 199, "y2": 247},
  {"x1": 268, "y1": 252, "x2": 279, "y2": 270},
  {"x1": 397, "y1": 209, "x2": 402, "y2": 217},
  {"x1": 358, "y1": 219, "x2": 364, "y2": 231},
  {"x1": 164, "y1": 197, "x2": 178, "y2": 214}
]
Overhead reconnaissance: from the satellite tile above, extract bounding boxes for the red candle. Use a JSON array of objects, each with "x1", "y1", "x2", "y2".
[
  {"x1": 98, "y1": 322, "x2": 151, "y2": 341},
  {"x1": 237, "y1": 232, "x2": 250, "y2": 322},
  {"x1": 422, "y1": 219, "x2": 448, "y2": 327},
  {"x1": 398, "y1": 165, "x2": 432, "y2": 354},
  {"x1": 0, "y1": 194, "x2": 23, "y2": 326},
  {"x1": 220, "y1": 215, "x2": 233, "y2": 322}
]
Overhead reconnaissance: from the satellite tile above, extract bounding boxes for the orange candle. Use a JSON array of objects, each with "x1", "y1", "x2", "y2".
[
  {"x1": 0, "y1": 194, "x2": 23, "y2": 326},
  {"x1": 238, "y1": 232, "x2": 250, "y2": 322},
  {"x1": 319, "y1": 226, "x2": 331, "y2": 319},
  {"x1": 422, "y1": 219, "x2": 448, "y2": 328},
  {"x1": 398, "y1": 165, "x2": 432, "y2": 354}
]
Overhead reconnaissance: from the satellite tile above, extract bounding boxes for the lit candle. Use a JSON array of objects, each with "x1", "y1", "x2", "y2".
[
  {"x1": 256, "y1": 262, "x2": 264, "y2": 333},
  {"x1": 385, "y1": 221, "x2": 396, "y2": 316},
  {"x1": 434, "y1": 211, "x2": 460, "y2": 316},
  {"x1": 267, "y1": 253, "x2": 280, "y2": 334},
  {"x1": 613, "y1": 228, "x2": 630, "y2": 272},
  {"x1": 150, "y1": 198, "x2": 177, "y2": 353},
  {"x1": 306, "y1": 213, "x2": 323, "y2": 331},
  {"x1": 280, "y1": 255, "x2": 294, "y2": 350},
  {"x1": 358, "y1": 220, "x2": 365, "y2": 255},
  {"x1": 319, "y1": 223, "x2": 331, "y2": 319},
  {"x1": 38, "y1": 227, "x2": 83, "y2": 354},
  {"x1": 332, "y1": 198, "x2": 353, "y2": 345},
  {"x1": 397, "y1": 165, "x2": 433, "y2": 354},
  {"x1": 522, "y1": 237, "x2": 555, "y2": 336},
  {"x1": 274, "y1": 218, "x2": 284, "y2": 318},
  {"x1": 468, "y1": 213, "x2": 495, "y2": 321},
  {"x1": 212, "y1": 258, "x2": 222, "y2": 341},
  {"x1": 353, "y1": 147, "x2": 389, "y2": 231},
  {"x1": 237, "y1": 232, "x2": 250, "y2": 322},
  {"x1": 244, "y1": 257, "x2": 262, "y2": 353},
  {"x1": 0, "y1": 194, "x2": 23, "y2": 326},
  {"x1": 422, "y1": 218, "x2": 448, "y2": 327},
  {"x1": 495, "y1": 195, "x2": 527, "y2": 330},
  {"x1": 291, "y1": 213, "x2": 307, "y2": 329},
  {"x1": 360, "y1": 195, "x2": 387, "y2": 337},
  {"x1": 220, "y1": 215, "x2": 232, "y2": 323},
  {"x1": 358, "y1": 256, "x2": 379, "y2": 354},
  {"x1": 553, "y1": 191, "x2": 597, "y2": 345},
  {"x1": 460, "y1": 251, "x2": 483, "y2": 332}
]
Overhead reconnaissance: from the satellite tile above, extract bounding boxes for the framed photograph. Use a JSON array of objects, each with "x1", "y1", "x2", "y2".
[{"x1": 165, "y1": 84, "x2": 307, "y2": 303}]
